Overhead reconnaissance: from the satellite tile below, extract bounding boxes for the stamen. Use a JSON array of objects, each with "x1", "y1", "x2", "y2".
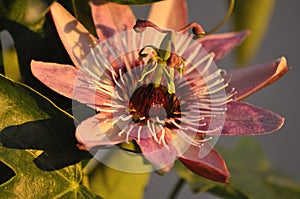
[
  {"x1": 103, "y1": 102, "x2": 126, "y2": 109},
  {"x1": 114, "y1": 91, "x2": 124, "y2": 101},
  {"x1": 200, "y1": 98, "x2": 232, "y2": 107},
  {"x1": 179, "y1": 118, "x2": 206, "y2": 127},
  {"x1": 111, "y1": 116, "x2": 122, "y2": 126},
  {"x1": 196, "y1": 110, "x2": 225, "y2": 115},
  {"x1": 126, "y1": 125, "x2": 134, "y2": 143},
  {"x1": 197, "y1": 79, "x2": 227, "y2": 95},
  {"x1": 151, "y1": 122, "x2": 158, "y2": 140},
  {"x1": 177, "y1": 79, "x2": 192, "y2": 89},
  {"x1": 176, "y1": 130, "x2": 213, "y2": 147},
  {"x1": 96, "y1": 80, "x2": 114, "y2": 91},
  {"x1": 187, "y1": 104, "x2": 226, "y2": 111},
  {"x1": 158, "y1": 124, "x2": 169, "y2": 149},
  {"x1": 96, "y1": 108, "x2": 118, "y2": 113},
  {"x1": 185, "y1": 43, "x2": 203, "y2": 65},
  {"x1": 137, "y1": 126, "x2": 142, "y2": 142},
  {"x1": 120, "y1": 114, "x2": 133, "y2": 121},
  {"x1": 155, "y1": 116, "x2": 164, "y2": 125},
  {"x1": 147, "y1": 120, "x2": 158, "y2": 142},
  {"x1": 112, "y1": 72, "x2": 122, "y2": 88},
  {"x1": 201, "y1": 53, "x2": 215, "y2": 74},
  {"x1": 89, "y1": 46, "x2": 101, "y2": 68},
  {"x1": 119, "y1": 69, "x2": 125, "y2": 85},
  {"x1": 94, "y1": 46, "x2": 116, "y2": 75},
  {"x1": 81, "y1": 63, "x2": 101, "y2": 81},
  {"x1": 178, "y1": 116, "x2": 205, "y2": 122},
  {"x1": 169, "y1": 119, "x2": 188, "y2": 130},
  {"x1": 202, "y1": 69, "x2": 222, "y2": 83},
  {"x1": 105, "y1": 42, "x2": 123, "y2": 67},
  {"x1": 94, "y1": 87, "x2": 113, "y2": 97},
  {"x1": 176, "y1": 36, "x2": 193, "y2": 55},
  {"x1": 194, "y1": 126, "x2": 223, "y2": 134},
  {"x1": 185, "y1": 53, "x2": 214, "y2": 75},
  {"x1": 118, "y1": 125, "x2": 128, "y2": 136},
  {"x1": 118, "y1": 34, "x2": 134, "y2": 78}
]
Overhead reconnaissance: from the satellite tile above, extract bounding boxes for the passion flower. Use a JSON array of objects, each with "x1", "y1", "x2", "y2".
[{"x1": 31, "y1": 1, "x2": 288, "y2": 183}]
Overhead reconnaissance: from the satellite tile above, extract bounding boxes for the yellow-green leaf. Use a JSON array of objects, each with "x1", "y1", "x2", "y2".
[
  {"x1": 85, "y1": 150, "x2": 151, "y2": 199},
  {"x1": 0, "y1": 148, "x2": 100, "y2": 199},
  {"x1": 0, "y1": 30, "x2": 22, "y2": 82},
  {"x1": 232, "y1": 0, "x2": 275, "y2": 65},
  {"x1": 0, "y1": 75, "x2": 100, "y2": 198}
]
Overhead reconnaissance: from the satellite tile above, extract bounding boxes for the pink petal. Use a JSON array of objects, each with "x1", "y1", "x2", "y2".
[
  {"x1": 75, "y1": 113, "x2": 127, "y2": 150},
  {"x1": 50, "y1": 2, "x2": 97, "y2": 68},
  {"x1": 190, "y1": 30, "x2": 250, "y2": 63},
  {"x1": 148, "y1": 0, "x2": 188, "y2": 30},
  {"x1": 225, "y1": 57, "x2": 288, "y2": 101},
  {"x1": 137, "y1": 128, "x2": 186, "y2": 172},
  {"x1": 220, "y1": 101, "x2": 284, "y2": 136},
  {"x1": 31, "y1": 60, "x2": 106, "y2": 107},
  {"x1": 179, "y1": 143, "x2": 230, "y2": 183},
  {"x1": 91, "y1": 0, "x2": 136, "y2": 41}
]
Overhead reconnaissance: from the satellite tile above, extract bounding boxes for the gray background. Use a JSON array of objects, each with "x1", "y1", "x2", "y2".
[{"x1": 132, "y1": 0, "x2": 300, "y2": 198}]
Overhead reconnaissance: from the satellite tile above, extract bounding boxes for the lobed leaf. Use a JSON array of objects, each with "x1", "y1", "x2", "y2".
[
  {"x1": 0, "y1": 75, "x2": 99, "y2": 198},
  {"x1": 0, "y1": 148, "x2": 100, "y2": 199}
]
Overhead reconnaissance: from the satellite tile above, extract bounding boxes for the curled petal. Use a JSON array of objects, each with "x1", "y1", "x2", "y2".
[
  {"x1": 75, "y1": 113, "x2": 127, "y2": 150},
  {"x1": 179, "y1": 144, "x2": 230, "y2": 183},
  {"x1": 225, "y1": 57, "x2": 288, "y2": 101},
  {"x1": 31, "y1": 61, "x2": 104, "y2": 107},
  {"x1": 50, "y1": 2, "x2": 97, "y2": 68},
  {"x1": 221, "y1": 101, "x2": 285, "y2": 136},
  {"x1": 192, "y1": 30, "x2": 250, "y2": 62},
  {"x1": 148, "y1": 0, "x2": 188, "y2": 30},
  {"x1": 91, "y1": 0, "x2": 136, "y2": 41}
]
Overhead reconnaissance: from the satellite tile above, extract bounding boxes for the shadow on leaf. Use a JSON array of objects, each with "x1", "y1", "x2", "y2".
[{"x1": 0, "y1": 118, "x2": 91, "y2": 171}]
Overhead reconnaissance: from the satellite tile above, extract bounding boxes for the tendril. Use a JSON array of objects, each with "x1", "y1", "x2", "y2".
[{"x1": 199, "y1": 0, "x2": 235, "y2": 37}]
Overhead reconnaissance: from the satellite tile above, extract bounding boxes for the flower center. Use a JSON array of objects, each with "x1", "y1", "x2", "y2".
[{"x1": 129, "y1": 83, "x2": 181, "y2": 127}]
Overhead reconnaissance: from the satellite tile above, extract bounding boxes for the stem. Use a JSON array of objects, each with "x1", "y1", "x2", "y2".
[
  {"x1": 201, "y1": 0, "x2": 235, "y2": 36},
  {"x1": 168, "y1": 178, "x2": 185, "y2": 199},
  {"x1": 72, "y1": 0, "x2": 79, "y2": 19}
]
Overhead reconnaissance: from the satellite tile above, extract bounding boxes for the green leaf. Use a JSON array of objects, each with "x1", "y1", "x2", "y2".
[
  {"x1": 0, "y1": 30, "x2": 22, "y2": 82},
  {"x1": 0, "y1": 148, "x2": 100, "y2": 199},
  {"x1": 0, "y1": 0, "x2": 54, "y2": 32},
  {"x1": 232, "y1": 0, "x2": 275, "y2": 65},
  {"x1": 104, "y1": 0, "x2": 162, "y2": 5},
  {"x1": 0, "y1": 73, "x2": 73, "y2": 130},
  {"x1": 174, "y1": 138, "x2": 300, "y2": 199},
  {"x1": 0, "y1": 75, "x2": 100, "y2": 198},
  {"x1": 0, "y1": 74, "x2": 49, "y2": 130},
  {"x1": 85, "y1": 149, "x2": 151, "y2": 199},
  {"x1": 0, "y1": 73, "x2": 87, "y2": 171}
]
